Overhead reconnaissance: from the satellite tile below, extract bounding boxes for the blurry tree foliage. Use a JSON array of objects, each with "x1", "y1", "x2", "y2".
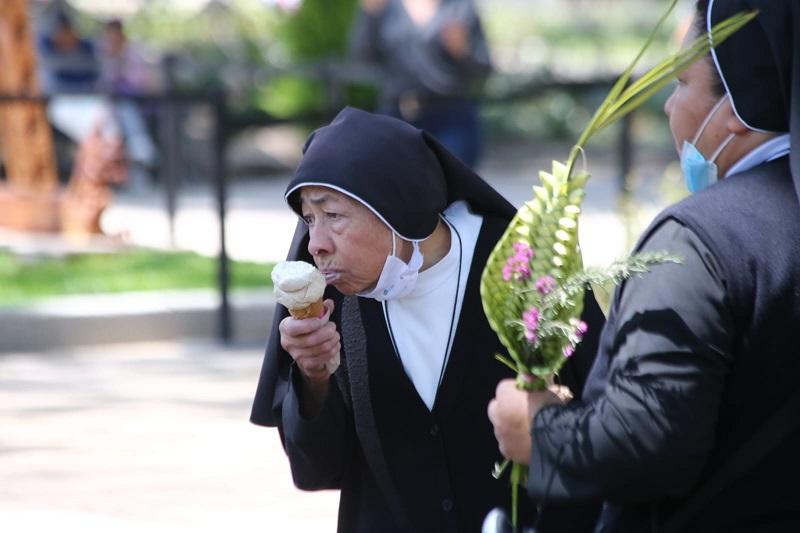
[
  {"x1": 89, "y1": 0, "x2": 683, "y2": 139},
  {"x1": 278, "y1": 0, "x2": 357, "y2": 60},
  {"x1": 256, "y1": 0, "x2": 379, "y2": 118},
  {"x1": 125, "y1": 0, "x2": 279, "y2": 105}
]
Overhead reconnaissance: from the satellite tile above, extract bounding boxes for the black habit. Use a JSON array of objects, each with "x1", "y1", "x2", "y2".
[{"x1": 250, "y1": 108, "x2": 605, "y2": 532}]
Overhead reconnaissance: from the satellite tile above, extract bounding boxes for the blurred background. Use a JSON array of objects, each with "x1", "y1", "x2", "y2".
[{"x1": 0, "y1": 0, "x2": 692, "y2": 531}]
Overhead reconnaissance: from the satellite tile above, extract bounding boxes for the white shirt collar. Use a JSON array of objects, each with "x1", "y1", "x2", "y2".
[
  {"x1": 725, "y1": 133, "x2": 791, "y2": 178},
  {"x1": 403, "y1": 217, "x2": 459, "y2": 299}
]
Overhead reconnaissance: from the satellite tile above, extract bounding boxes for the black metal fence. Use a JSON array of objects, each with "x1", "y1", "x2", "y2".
[{"x1": 0, "y1": 72, "x2": 638, "y2": 344}]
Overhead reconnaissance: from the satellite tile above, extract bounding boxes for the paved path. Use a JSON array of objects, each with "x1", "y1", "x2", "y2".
[{"x1": 0, "y1": 341, "x2": 339, "y2": 532}]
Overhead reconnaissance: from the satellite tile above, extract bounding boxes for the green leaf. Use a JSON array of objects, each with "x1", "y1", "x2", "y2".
[
  {"x1": 573, "y1": 0, "x2": 680, "y2": 153},
  {"x1": 494, "y1": 353, "x2": 518, "y2": 372},
  {"x1": 596, "y1": 9, "x2": 758, "y2": 134},
  {"x1": 567, "y1": 6, "x2": 757, "y2": 176},
  {"x1": 533, "y1": 186, "x2": 550, "y2": 207}
]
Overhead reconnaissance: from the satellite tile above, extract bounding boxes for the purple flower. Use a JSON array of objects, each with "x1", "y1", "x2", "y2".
[
  {"x1": 513, "y1": 241, "x2": 535, "y2": 259},
  {"x1": 575, "y1": 320, "x2": 588, "y2": 339},
  {"x1": 563, "y1": 345, "x2": 575, "y2": 358},
  {"x1": 502, "y1": 264, "x2": 516, "y2": 281},
  {"x1": 502, "y1": 242, "x2": 535, "y2": 282},
  {"x1": 522, "y1": 306, "x2": 540, "y2": 343},
  {"x1": 535, "y1": 275, "x2": 557, "y2": 295}
]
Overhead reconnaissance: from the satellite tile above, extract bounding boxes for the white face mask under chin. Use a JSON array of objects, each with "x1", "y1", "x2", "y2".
[{"x1": 357, "y1": 233, "x2": 423, "y2": 301}]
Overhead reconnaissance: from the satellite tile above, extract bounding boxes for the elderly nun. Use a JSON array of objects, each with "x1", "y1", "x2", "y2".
[{"x1": 250, "y1": 107, "x2": 605, "y2": 532}]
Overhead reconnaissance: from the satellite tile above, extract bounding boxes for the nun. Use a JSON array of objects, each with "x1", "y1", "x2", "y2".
[
  {"x1": 250, "y1": 107, "x2": 605, "y2": 532},
  {"x1": 488, "y1": 0, "x2": 800, "y2": 531}
]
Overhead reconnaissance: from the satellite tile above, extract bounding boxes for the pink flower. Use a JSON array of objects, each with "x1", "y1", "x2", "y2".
[
  {"x1": 535, "y1": 275, "x2": 557, "y2": 295},
  {"x1": 502, "y1": 264, "x2": 515, "y2": 281},
  {"x1": 575, "y1": 320, "x2": 588, "y2": 339},
  {"x1": 513, "y1": 241, "x2": 535, "y2": 259},
  {"x1": 563, "y1": 345, "x2": 575, "y2": 358},
  {"x1": 522, "y1": 306, "x2": 540, "y2": 343},
  {"x1": 502, "y1": 241, "x2": 535, "y2": 282}
]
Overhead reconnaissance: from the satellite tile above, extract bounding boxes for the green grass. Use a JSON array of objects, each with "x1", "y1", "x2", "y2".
[{"x1": 0, "y1": 249, "x2": 273, "y2": 306}]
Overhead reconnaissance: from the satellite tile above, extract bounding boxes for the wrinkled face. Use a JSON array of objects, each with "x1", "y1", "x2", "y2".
[
  {"x1": 664, "y1": 23, "x2": 728, "y2": 156},
  {"x1": 300, "y1": 186, "x2": 392, "y2": 295}
]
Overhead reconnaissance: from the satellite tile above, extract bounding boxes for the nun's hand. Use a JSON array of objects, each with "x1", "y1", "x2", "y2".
[
  {"x1": 487, "y1": 379, "x2": 562, "y2": 464},
  {"x1": 280, "y1": 299, "x2": 341, "y2": 385}
]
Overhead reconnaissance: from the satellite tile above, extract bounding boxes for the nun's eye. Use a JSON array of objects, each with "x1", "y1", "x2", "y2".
[
  {"x1": 302, "y1": 215, "x2": 314, "y2": 226},
  {"x1": 325, "y1": 212, "x2": 341, "y2": 221}
]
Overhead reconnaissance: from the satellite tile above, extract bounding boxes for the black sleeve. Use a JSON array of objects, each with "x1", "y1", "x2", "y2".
[
  {"x1": 527, "y1": 219, "x2": 734, "y2": 504},
  {"x1": 281, "y1": 366, "x2": 352, "y2": 491}
]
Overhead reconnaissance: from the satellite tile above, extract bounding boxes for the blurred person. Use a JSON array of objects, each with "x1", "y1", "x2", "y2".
[
  {"x1": 100, "y1": 18, "x2": 160, "y2": 96},
  {"x1": 488, "y1": 1, "x2": 800, "y2": 531},
  {"x1": 37, "y1": 10, "x2": 109, "y2": 183},
  {"x1": 251, "y1": 107, "x2": 605, "y2": 532},
  {"x1": 350, "y1": 0, "x2": 492, "y2": 168},
  {"x1": 37, "y1": 10, "x2": 100, "y2": 94},
  {"x1": 99, "y1": 18, "x2": 159, "y2": 192}
]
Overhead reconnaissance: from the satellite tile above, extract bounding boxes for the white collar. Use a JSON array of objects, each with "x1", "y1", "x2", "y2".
[
  {"x1": 725, "y1": 134, "x2": 791, "y2": 178},
  {"x1": 403, "y1": 217, "x2": 460, "y2": 299}
]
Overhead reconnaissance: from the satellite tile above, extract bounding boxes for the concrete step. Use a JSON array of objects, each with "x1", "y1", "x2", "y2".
[{"x1": 0, "y1": 289, "x2": 275, "y2": 352}]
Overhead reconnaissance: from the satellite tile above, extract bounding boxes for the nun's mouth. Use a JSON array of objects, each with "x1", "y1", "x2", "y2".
[{"x1": 321, "y1": 270, "x2": 341, "y2": 283}]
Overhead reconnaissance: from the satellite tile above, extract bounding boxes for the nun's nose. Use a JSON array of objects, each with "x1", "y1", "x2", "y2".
[
  {"x1": 664, "y1": 90, "x2": 675, "y2": 118},
  {"x1": 307, "y1": 224, "x2": 332, "y2": 257}
]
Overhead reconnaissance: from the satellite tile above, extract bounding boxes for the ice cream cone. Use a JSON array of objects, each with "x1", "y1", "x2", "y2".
[
  {"x1": 289, "y1": 299, "x2": 325, "y2": 320},
  {"x1": 272, "y1": 261, "x2": 327, "y2": 319}
]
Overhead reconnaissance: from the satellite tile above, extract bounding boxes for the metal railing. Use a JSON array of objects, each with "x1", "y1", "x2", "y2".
[
  {"x1": 0, "y1": 68, "x2": 640, "y2": 344},
  {"x1": 0, "y1": 89, "x2": 233, "y2": 341}
]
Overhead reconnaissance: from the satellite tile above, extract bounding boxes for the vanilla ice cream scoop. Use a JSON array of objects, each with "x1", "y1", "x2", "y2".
[{"x1": 271, "y1": 261, "x2": 327, "y2": 319}]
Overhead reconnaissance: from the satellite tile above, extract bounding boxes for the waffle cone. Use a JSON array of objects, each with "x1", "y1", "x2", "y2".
[{"x1": 289, "y1": 299, "x2": 325, "y2": 320}]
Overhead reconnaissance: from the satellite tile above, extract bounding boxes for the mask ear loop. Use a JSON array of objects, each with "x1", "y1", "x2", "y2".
[
  {"x1": 391, "y1": 231, "x2": 423, "y2": 262},
  {"x1": 710, "y1": 132, "x2": 736, "y2": 163},
  {"x1": 692, "y1": 94, "x2": 730, "y2": 144}
]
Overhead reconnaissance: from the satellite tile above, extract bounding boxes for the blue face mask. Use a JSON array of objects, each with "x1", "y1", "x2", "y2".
[{"x1": 680, "y1": 95, "x2": 736, "y2": 193}]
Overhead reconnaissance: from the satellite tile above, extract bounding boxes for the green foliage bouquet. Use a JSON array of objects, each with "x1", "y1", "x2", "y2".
[{"x1": 479, "y1": 1, "x2": 757, "y2": 528}]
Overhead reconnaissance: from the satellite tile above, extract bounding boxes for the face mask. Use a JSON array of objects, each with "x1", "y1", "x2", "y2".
[
  {"x1": 680, "y1": 95, "x2": 736, "y2": 193},
  {"x1": 357, "y1": 233, "x2": 423, "y2": 301}
]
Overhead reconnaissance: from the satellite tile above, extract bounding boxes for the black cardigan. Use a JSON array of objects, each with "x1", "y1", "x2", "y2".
[{"x1": 529, "y1": 158, "x2": 800, "y2": 532}]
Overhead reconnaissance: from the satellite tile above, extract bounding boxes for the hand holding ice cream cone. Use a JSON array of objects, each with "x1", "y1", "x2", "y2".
[{"x1": 273, "y1": 261, "x2": 341, "y2": 377}]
